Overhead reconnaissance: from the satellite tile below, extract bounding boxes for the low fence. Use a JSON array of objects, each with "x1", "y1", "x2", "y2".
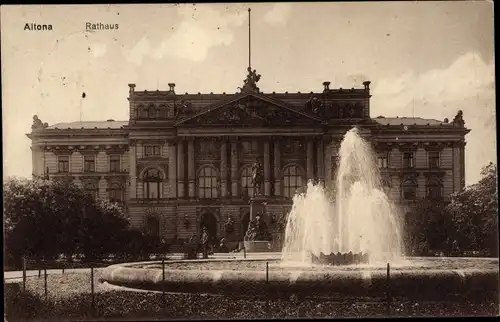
[{"x1": 13, "y1": 257, "x2": 396, "y2": 317}]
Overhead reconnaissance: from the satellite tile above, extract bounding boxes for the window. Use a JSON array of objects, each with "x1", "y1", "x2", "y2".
[
  {"x1": 144, "y1": 145, "x2": 161, "y2": 157},
  {"x1": 85, "y1": 183, "x2": 98, "y2": 199},
  {"x1": 58, "y1": 156, "x2": 70, "y2": 173},
  {"x1": 377, "y1": 153, "x2": 389, "y2": 168},
  {"x1": 110, "y1": 155, "x2": 121, "y2": 172},
  {"x1": 143, "y1": 168, "x2": 163, "y2": 199},
  {"x1": 138, "y1": 106, "x2": 148, "y2": 119},
  {"x1": 402, "y1": 179, "x2": 417, "y2": 200},
  {"x1": 381, "y1": 176, "x2": 392, "y2": 194},
  {"x1": 84, "y1": 155, "x2": 96, "y2": 172},
  {"x1": 428, "y1": 151, "x2": 440, "y2": 169},
  {"x1": 241, "y1": 166, "x2": 254, "y2": 198},
  {"x1": 148, "y1": 105, "x2": 157, "y2": 119},
  {"x1": 403, "y1": 152, "x2": 414, "y2": 169},
  {"x1": 109, "y1": 183, "x2": 123, "y2": 202},
  {"x1": 283, "y1": 165, "x2": 303, "y2": 198},
  {"x1": 426, "y1": 178, "x2": 442, "y2": 200},
  {"x1": 198, "y1": 166, "x2": 218, "y2": 199}
]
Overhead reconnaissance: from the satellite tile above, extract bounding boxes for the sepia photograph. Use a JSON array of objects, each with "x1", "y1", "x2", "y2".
[{"x1": 2, "y1": 2, "x2": 498, "y2": 320}]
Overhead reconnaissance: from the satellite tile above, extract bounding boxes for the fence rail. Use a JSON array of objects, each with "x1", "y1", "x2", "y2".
[{"x1": 13, "y1": 256, "x2": 395, "y2": 317}]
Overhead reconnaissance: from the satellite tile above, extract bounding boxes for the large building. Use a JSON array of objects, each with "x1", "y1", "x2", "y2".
[{"x1": 28, "y1": 68, "x2": 470, "y2": 246}]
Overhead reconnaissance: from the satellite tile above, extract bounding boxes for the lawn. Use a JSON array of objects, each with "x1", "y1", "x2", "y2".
[{"x1": 5, "y1": 269, "x2": 499, "y2": 320}]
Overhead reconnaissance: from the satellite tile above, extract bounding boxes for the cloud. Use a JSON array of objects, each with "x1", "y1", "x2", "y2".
[
  {"x1": 125, "y1": 37, "x2": 151, "y2": 65},
  {"x1": 89, "y1": 42, "x2": 107, "y2": 58},
  {"x1": 125, "y1": 5, "x2": 246, "y2": 65},
  {"x1": 371, "y1": 52, "x2": 496, "y2": 185},
  {"x1": 264, "y1": 3, "x2": 292, "y2": 26}
]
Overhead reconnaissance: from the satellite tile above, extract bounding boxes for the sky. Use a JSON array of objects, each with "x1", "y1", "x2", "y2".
[{"x1": 1, "y1": 2, "x2": 495, "y2": 185}]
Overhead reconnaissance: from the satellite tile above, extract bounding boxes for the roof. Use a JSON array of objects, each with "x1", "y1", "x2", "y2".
[
  {"x1": 372, "y1": 117, "x2": 451, "y2": 126},
  {"x1": 46, "y1": 120, "x2": 128, "y2": 130}
]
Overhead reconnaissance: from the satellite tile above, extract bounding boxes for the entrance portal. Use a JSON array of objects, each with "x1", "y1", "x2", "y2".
[{"x1": 199, "y1": 212, "x2": 218, "y2": 245}]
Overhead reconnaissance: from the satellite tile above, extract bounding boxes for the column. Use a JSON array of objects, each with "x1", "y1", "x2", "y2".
[
  {"x1": 460, "y1": 142, "x2": 466, "y2": 189},
  {"x1": 129, "y1": 144, "x2": 137, "y2": 199},
  {"x1": 168, "y1": 142, "x2": 177, "y2": 198},
  {"x1": 230, "y1": 140, "x2": 239, "y2": 197},
  {"x1": 306, "y1": 139, "x2": 314, "y2": 181},
  {"x1": 316, "y1": 138, "x2": 324, "y2": 184},
  {"x1": 220, "y1": 140, "x2": 228, "y2": 197},
  {"x1": 264, "y1": 141, "x2": 271, "y2": 196},
  {"x1": 177, "y1": 140, "x2": 185, "y2": 198},
  {"x1": 273, "y1": 138, "x2": 281, "y2": 196},
  {"x1": 187, "y1": 139, "x2": 195, "y2": 198}
]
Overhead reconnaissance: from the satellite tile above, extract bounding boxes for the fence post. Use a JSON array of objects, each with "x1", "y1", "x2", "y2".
[
  {"x1": 44, "y1": 268, "x2": 48, "y2": 299},
  {"x1": 162, "y1": 258, "x2": 166, "y2": 309},
  {"x1": 386, "y1": 263, "x2": 391, "y2": 316},
  {"x1": 91, "y1": 265, "x2": 95, "y2": 315},
  {"x1": 22, "y1": 256, "x2": 26, "y2": 292},
  {"x1": 243, "y1": 246, "x2": 247, "y2": 259},
  {"x1": 266, "y1": 261, "x2": 269, "y2": 283}
]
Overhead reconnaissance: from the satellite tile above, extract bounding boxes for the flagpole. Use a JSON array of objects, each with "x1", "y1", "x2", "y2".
[{"x1": 248, "y1": 8, "x2": 251, "y2": 69}]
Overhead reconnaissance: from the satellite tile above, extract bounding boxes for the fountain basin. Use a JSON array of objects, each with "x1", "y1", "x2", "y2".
[{"x1": 102, "y1": 257, "x2": 499, "y2": 300}]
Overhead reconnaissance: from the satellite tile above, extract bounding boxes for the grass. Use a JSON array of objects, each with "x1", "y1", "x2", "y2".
[{"x1": 5, "y1": 269, "x2": 499, "y2": 320}]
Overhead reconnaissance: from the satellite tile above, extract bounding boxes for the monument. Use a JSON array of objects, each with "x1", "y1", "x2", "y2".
[{"x1": 243, "y1": 157, "x2": 273, "y2": 252}]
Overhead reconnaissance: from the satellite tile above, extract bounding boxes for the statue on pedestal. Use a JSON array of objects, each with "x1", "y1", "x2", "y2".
[
  {"x1": 239, "y1": 67, "x2": 262, "y2": 93},
  {"x1": 251, "y1": 158, "x2": 264, "y2": 196}
]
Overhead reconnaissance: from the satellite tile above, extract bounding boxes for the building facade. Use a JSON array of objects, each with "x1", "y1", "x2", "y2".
[{"x1": 28, "y1": 70, "x2": 470, "y2": 246}]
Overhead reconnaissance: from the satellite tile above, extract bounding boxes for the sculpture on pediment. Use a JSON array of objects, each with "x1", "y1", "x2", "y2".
[
  {"x1": 32, "y1": 115, "x2": 48, "y2": 131},
  {"x1": 452, "y1": 110, "x2": 464, "y2": 127},
  {"x1": 306, "y1": 96, "x2": 323, "y2": 115},
  {"x1": 251, "y1": 157, "x2": 264, "y2": 196},
  {"x1": 240, "y1": 67, "x2": 261, "y2": 93}
]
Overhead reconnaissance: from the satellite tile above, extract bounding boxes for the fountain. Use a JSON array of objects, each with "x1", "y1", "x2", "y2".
[
  {"x1": 282, "y1": 127, "x2": 403, "y2": 266},
  {"x1": 101, "y1": 128, "x2": 499, "y2": 301}
]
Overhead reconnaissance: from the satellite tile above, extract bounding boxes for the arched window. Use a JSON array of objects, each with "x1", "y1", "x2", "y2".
[
  {"x1": 138, "y1": 105, "x2": 148, "y2": 119},
  {"x1": 198, "y1": 166, "x2": 218, "y2": 199},
  {"x1": 148, "y1": 105, "x2": 157, "y2": 119},
  {"x1": 143, "y1": 168, "x2": 163, "y2": 199},
  {"x1": 145, "y1": 216, "x2": 160, "y2": 237},
  {"x1": 241, "y1": 166, "x2": 254, "y2": 198},
  {"x1": 85, "y1": 182, "x2": 98, "y2": 199},
  {"x1": 283, "y1": 165, "x2": 303, "y2": 198},
  {"x1": 158, "y1": 105, "x2": 167, "y2": 119},
  {"x1": 426, "y1": 178, "x2": 442, "y2": 200},
  {"x1": 109, "y1": 182, "x2": 123, "y2": 202},
  {"x1": 402, "y1": 178, "x2": 417, "y2": 200}
]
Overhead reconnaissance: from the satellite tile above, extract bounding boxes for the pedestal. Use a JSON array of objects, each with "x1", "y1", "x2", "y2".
[
  {"x1": 245, "y1": 195, "x2": 272, "y2": 253},
  {"x1": 249, "y1": 195, "x2": 267, "y2": 221}
]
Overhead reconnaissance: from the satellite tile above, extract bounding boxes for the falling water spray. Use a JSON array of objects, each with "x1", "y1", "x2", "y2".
[{"x1": 281, "y1": 128, "x2": 404, "y2": 265}]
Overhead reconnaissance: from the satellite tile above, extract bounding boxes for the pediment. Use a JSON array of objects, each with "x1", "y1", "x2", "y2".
[{"x1": 175, "y1": 93, "x2": 323, "y2": 127}]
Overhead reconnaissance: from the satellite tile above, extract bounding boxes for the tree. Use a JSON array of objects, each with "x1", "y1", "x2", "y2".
[
  {"x1": 4, "y1": 177, "x2": 60, "y2": 266},
  {"x1": 404, "y1": 200, "x2": 452, "y2": 256},
  {"x1": 4, "y1": 177, "x2": 133, "y2": 267},
  {"x1": 446, "y1": 162, "x2": 498, "y2": 256}
]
